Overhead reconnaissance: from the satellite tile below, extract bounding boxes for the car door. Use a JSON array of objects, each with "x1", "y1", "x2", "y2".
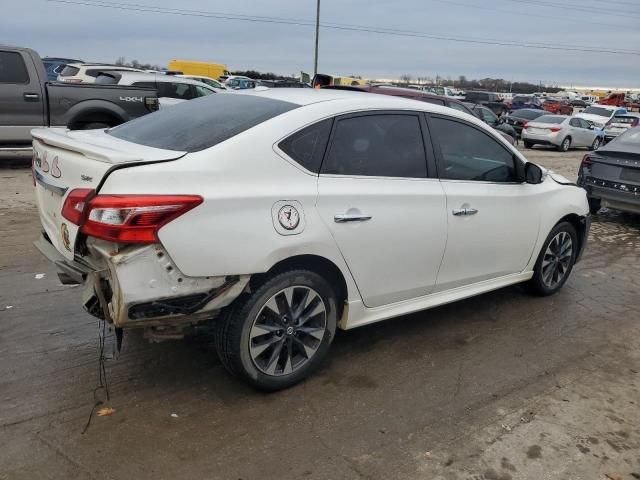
[
  {"x1": 0, "y1": 49, "x2": 45, "y2": 143},
  {"x1": 427, "y1": 114, "x2": 540, "y2": 292},
  {"x1": 569, "y1": 118, "x2": 588, "y2": 146},
  {"x1": 578, "y1": 118, "x2": 597, "y2": 143},
  {"x1": 316, "y1": 112, "x2": 448, "y2": 308}
]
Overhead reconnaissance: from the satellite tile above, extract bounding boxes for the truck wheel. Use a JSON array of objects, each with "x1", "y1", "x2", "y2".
[
  {"x1": 526, "y1": 221, "x2": 577, "y2": 296},
  {"x1": 588, "y1": 198, "x2": 601, "y2": 215},
  {"x1": 558, "y1": 137, "x2": 571, "y2": 152},
  {"x1": 215, "y1": 269, "x2": 338, "y2": 391}
]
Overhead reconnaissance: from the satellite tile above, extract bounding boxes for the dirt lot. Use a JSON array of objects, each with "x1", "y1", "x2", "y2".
[{"x1": 1, "y1": 147, "x2": 639, "y2": 480}]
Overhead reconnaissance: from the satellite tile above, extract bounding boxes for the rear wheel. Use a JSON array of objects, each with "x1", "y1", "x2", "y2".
[
  {"x1": 527, "y1": 221, "x2": 577, "y2": 296},
  {"x1": 558, "y1": 137, "x2": 571, "y2": 152},
  {"x1": 589, "y1": 137, "x2": 601, "y2": 151},
  {"x1": 215, "y1": 269, "x2": 338, "y2": 391}
]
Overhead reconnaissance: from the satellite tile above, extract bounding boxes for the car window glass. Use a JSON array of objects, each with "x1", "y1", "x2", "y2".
[
  {"x1": 447, "y1": 101, "x2": 469, "y2": 113},
  {"x1": 194, "y1": 85, "x2": 214, "y2": 97},
  {"x1": 480, "y1": 107, "x2": 497, "y2": 123},
  {"x1": 0, "y1": 51, "x2": 29, "y2": 84},
  {"x1": 419, "y1": 97, "x2": 445, "y2": 106},
  {"x1": 131, "y1": 81, "x2": 155, "y2": 88},
  {"x1": 59, "y1": 65, "x2": 79, "y2": 77},
  {"x1": 579, "y1": 119, "x2": 591, "y2": 129},
  {"x1": 279, "y1": 119, "x2": 332, "y2": 173},
  {"x1": 322, "y1": 114, "x2": 427, "y2": 178},
  {"x1": 157, "y1": 82, "x2": 195, "y2": 100},
  {"x1": 431, "y1": 117, "x2": 516, "y2": 182},
  {"x1": 569, "y1": 119, "x2": 580, "y2": 127}
]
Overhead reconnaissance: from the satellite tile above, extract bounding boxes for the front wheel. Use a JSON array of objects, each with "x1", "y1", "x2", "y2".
[
  {"x1": 527, "y1": 221, "x2": 578, "y2": 296},
  {"x1": 215, "y1": 269, "x2": 338, "y2": 391},
  {"x1": 589, "y1": 137, "x2": 601, "y2": 151},
  {"x1": 524, "y1": 140, "x2": 533, "y2": 149}
]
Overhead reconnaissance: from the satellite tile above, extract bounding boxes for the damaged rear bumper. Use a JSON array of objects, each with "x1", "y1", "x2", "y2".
[{"x1": 34, "y1": 233, "x2": 249, "y2": 328}]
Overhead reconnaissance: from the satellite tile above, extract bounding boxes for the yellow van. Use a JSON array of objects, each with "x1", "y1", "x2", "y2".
[{"x1": 167, "y1": 60, "x2": 229, "y2": 80}]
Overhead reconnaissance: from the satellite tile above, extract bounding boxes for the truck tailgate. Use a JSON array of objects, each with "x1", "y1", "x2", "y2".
[{"x1": 31, "y1": 127, "x2": 185, "y2": 260}]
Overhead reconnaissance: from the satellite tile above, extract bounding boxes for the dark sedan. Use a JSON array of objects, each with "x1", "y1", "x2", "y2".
[
  {"x1": 464, "y1": 102, "x2": 517, "y2": 143},
  {"x1": 578, "y1": 128, "x2": 640, "y2": 214},
  {"x1": 504, "y1": 108, "x2": 547, "y2": 136},
  {"x1": 511, "y1": 95, "x2": 544, "y2": 111}
]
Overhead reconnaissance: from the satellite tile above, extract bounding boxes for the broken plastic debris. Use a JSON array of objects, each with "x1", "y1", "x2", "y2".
[
  {"x1": 4, "y1": 306, "x2": 13, "y2": 310},
  {"x1": 34, "y1": 273, "x2": 46, "y2": 279},
  {"x1": 501, "y1": 424, "x2": 512, "y2": 432},
  {"x1": 170, "y1": 413, "x2": 179, "y2": 418},
  {"x1": 96, "y1": 407, "x2": 116, "y2": 417}
]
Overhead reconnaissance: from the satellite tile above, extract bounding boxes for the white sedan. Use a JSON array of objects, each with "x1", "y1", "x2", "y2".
[{"x1": 31, "y1": 90, "x2": 590, "y2": 390}]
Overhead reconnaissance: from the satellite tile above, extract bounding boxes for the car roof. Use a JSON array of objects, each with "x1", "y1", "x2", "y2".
[{"x1": 109, "y1": 72, "x2": 216, "y2": 87}]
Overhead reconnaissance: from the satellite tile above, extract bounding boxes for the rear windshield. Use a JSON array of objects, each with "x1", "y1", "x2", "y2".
[
  {"x1": 535, "y1": 115, "x2": 565, "y2": 124},
  {"x1": 513, "y1": 109, "x2": 545, "y2": 120},
  {"x1": 59, "y1": 65, "x2": 79, "y2": 77},
  {"x1": 108, "y1": 94, "x2": 298, "y2": 152},
  {"x1": 583, "y1": 106, "x2": 613, "y2": 117}
]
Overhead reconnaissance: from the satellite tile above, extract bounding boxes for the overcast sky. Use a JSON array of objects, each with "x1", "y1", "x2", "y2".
[{"x1": 4, "y1": 0, "x2": 640, "y2": 87}]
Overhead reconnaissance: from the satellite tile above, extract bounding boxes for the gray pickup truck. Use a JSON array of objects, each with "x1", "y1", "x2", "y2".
[{"x1": 0, "y1": 45, "x2": 159, "y2": 156}]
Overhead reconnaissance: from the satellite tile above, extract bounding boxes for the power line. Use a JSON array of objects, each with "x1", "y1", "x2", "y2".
[
  {"x1": 47, "y1": 0, "x2": 640, "y2": 57},
  {"x1": 427, "y1": 0, "x2": 636, "y2": 29},
  {"x1": 497, "y1": 0, "x2": 640, "y2": 18}
]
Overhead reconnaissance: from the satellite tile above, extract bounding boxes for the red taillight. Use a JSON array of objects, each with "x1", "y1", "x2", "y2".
[
  {"x1": 62, "y1": 188, "x2": 95, "y2": 225},
  {"x1": 80, "y1": 194, "x2": 203, "y2": 244},
  {"x1": 549, "y1": 127, "x2": 562, "y2": 132}
]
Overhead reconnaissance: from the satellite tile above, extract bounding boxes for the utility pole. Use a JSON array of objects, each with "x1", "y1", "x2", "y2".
[{"x1": 314, "y1": 0, "x2": 320, "y2": 79}]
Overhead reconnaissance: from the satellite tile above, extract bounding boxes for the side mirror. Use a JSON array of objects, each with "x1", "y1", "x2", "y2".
[
  {"x1": 589, "y1": 124, "x2": 595, "y2": 130},
  {"x1": 525, "y1": 162, "x2": 544, "y2": 184}
]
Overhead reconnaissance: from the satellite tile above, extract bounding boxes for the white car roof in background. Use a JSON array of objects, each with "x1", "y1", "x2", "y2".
[{"x1": 109, "y1": 72, "x2": 218, "y2": 89}]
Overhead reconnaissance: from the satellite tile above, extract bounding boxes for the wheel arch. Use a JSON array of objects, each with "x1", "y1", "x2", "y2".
[
  {"x1": 251, "y1": 254, "x2": 349, "y2": 318},
  {"x1": 556, "y1": 213, "x2": 589, "y2": 263}
]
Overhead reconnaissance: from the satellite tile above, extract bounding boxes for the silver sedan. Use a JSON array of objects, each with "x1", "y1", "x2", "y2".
[{"x1": 522, "y1": 115, "x2": 604, "y2": 152}]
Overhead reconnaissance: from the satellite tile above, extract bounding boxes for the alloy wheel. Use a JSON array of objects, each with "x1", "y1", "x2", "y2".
[
  {"x1": 249, "y1": 286, "x2": 327, "y2": 376},
  {"x1": 592, "y1": 138, "x2": 600, "y2": 150},
  {"x1": 541, "y1": 231, "x2": 573, "y2": 289},
  {"x1": 562, "y1": 138, "x2": 570, "y2": 151}
]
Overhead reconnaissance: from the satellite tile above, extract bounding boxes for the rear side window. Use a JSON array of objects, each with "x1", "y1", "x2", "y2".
[
  {"x1": 0, "y1": 51, "x2": 29, "y2": 84},
  {"x1": 430, "y1": 117, "x2": 516, "y2": 182},
  {"x1": 322, "y1": 114, "x2": 427, "y2": 178},
  {"x1": 108, "y1": 94, "x2": 298, "y2": 152},
  {"x1": 59, "y1": 65, "x2": 79, "y2": 77},
  {"x1": 279, "y1": 119, "x2": 332, "y2": 173}
]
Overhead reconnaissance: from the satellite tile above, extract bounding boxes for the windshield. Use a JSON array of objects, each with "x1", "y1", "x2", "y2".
[
  {"x1": 583, "y1": 106, "x2": 614, "y2": 117},
  {"x1": 108, "y1": 93, "x2": 298, "y2": 152},
  {"x1": 534, "y1": 115, "x2": 565, "y2": 124},
  {"x1": 610, "y1": 116, "x2": 637, "y2": 124}
]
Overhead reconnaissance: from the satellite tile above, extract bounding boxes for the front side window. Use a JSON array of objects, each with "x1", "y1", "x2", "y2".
[
  {"x1": 0, "y1": 51, "x2": 29, "y2": 84},
  {"x1": 322, "y1": 114, "x2": 427, "y2": 178},
  {"x1": 479, "y1": 107, "x2": 498, "y2": 124},
  {"x1": 194, "y1": 85, "x2": 214, "y2": 97},
  {"x1": 279, "y1": 119, "x2": 332, "y2": 173},
  {"x1": 430, "y1": 117, "x2": 517, "y2": 183}
]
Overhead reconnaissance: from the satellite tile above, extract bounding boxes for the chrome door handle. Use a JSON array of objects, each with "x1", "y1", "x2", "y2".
[
  {"x1": 452, "y1": 208, "x2": 478, "y2": 216},
  {"x1": 23, "y1": 93, "x2": 40, "y2": 101},
  {"x1": 334, "y1": 214, "x2": 372, "y2": 223}
]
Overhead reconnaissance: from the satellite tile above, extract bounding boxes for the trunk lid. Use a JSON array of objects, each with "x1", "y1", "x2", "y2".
[
  {"x1": 32, "y1": 127, "x2": 185, "y2": 260},
  {"x1": 589, "y1": 150, "x2": 640, "y2": 186}
]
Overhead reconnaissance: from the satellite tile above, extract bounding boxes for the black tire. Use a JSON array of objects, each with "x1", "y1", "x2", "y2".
[
  {"x1": 558, "y1": 137, "x2": 571, "y2": 152},
  {"x1": 527, "y1": 221, "x2": 578, "y2": 296},
  {"x1": 588, "y1": 198, "x2": 601, "y2": 215},
  {"x1": 81, "y1": 122, "x2": 112, "y2": 130},
  {"x1": 589, "y1": 137, "x2": 601, "y2": 151},
  {"x1": 215, "y1": 269, "x2": 338, "y2": 391},
  {"x1": 524, "y1": 140, "x2": 534, "y2": 149}
]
